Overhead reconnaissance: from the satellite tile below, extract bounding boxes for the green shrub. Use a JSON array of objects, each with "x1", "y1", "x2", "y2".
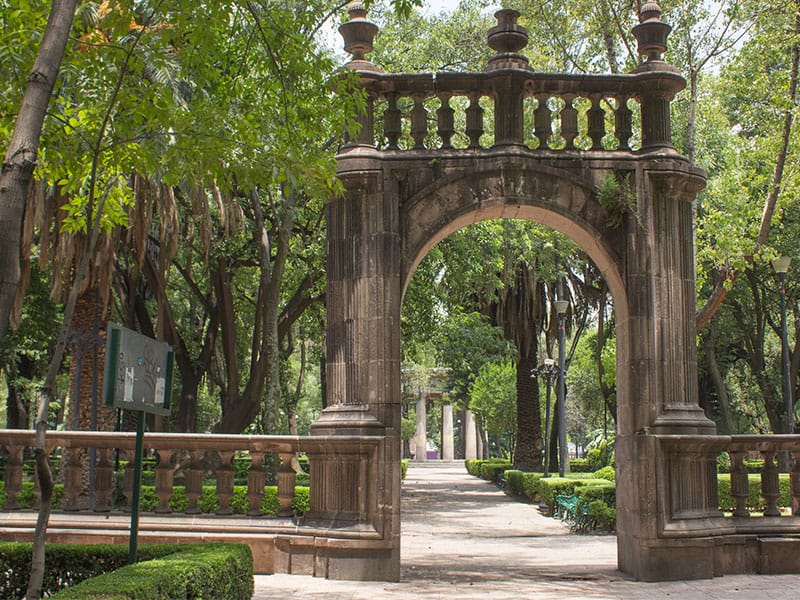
[
  {"x1": 0, "y1": 543, "x2": 184, "y2": 598},
  {"x1": 49, "y1": 544, "x2": 253, "y2": 600},
  {"x1": 717, "y1": 473, "x2": 791, "y2": 511},
  {"x1": 592, "y1": 466, "x2": 615, "y2": 482},
  {"x1": 504, "y1": 470, "x2": 524, "y2": 496},
  {"x1": 480, "y1": 462, "x2": 512, "y2": 483},
  {"x1": 744, "y1": 459, "x2": 765, "y2": 473},
  {"x1": 575, "y1": 481, "x2": 616, "y2": 507},
  {"x1": 401, "y1": 459, "x2": 409, "y2": 480},
  {"x1": 464, "y1": 459, "x2": 483, "y2": 476},
  {"x1": 569, "y1": 458, "x2": 592, "y2": 472},
  {"x1": 582, "y1": 498, "x2": 616, "y2": 532}
]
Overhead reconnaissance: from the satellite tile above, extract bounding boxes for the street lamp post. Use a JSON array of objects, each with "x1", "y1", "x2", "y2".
[
  {"x1": 555, "y1": 299, "x2": 569, "y2": 477},
  {"x1": 772, "y1": 256, "x2": 793, "y2": 435},
  {"x1": 533, "y1": 358, "x2": 558, "y2": 476}
]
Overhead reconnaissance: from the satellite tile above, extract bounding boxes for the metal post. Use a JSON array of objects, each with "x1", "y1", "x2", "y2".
[
  {"x1": 128, "y1": 410, "x2": 145, "y2": 564},
  {"x1": 543, "y1": 377, "x2": 552, "y2": 477},
  {"x1": 556, "y1": 300, "x2": 569, "y2": 477}
]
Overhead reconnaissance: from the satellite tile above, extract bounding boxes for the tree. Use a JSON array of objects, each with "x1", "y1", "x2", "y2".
[
  {"x1": 470, "y1": 360, "x2": 517, "y2": 458},
  {"x1": 0, "y1": 0, "x2": 78, "y2": 352}
]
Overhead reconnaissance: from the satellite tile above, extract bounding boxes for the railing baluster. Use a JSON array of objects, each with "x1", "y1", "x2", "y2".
[
  {"x1": 729, "y1": 451, "x2": 750, "y2": 517},
  {"x1": 215, "y1": 450, "x2": 235, "y2": 515},
  {"x1": 437, "y1": 93, "x2": 455, "y2": 149},
  {"x1": 760, "y1": 451, "x2": 781, "y2": 517},
  {"x1": 791, "y1": 450, "x2": 800, "y2": 516},
  {"x1": 3, "y1": 444, "x2": 23, "y2": 510},
  {"x1": 561, "y1": 94, "x2": 578, "y2": 150},
  {"x1": 534, "y1": 94, "x2": 551, "y2": 150},
  {"x1": 247, "y1": 452, "x2": 266, "y2": 516},
  {"x1": 410, "y1": 95, "x2": 427, "y2": 149},
  {"x1": 615, "y1": 96, "x2": 633, "y2": 150},
  {"x1": 466, "y1": 93, "x2": 484, "y2": 148},
  {"x1": 94, "y1": 447, "x2": 113, "y2": 512},
  {"x1": 184, "y1": 450, "x2": 204, "y2": 514},
  {"x1": 384, "y1": 92, "x2": 401, "y2": 150},
  {"x1": 62, "y1": 446, "x2": 82, "y2": 511},
  {"x1": 277, "y1": 452, "x2": 296, "y2": 517},
  {"x1": 154, "y1": 449, "x2": 175, "y2": 514},
  {"x1": 587, "y1": 95, "x2": 605, "y2": 150},
  {"x1": 123, "y1": 449, "x2": 135, "y2": 512}
]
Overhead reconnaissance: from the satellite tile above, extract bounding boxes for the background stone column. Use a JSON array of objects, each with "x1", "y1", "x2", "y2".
[
  {"x1": 415, "y1": 392, "x2": 427, "y2": 461},
  {"x1": 442, "y1": 403, "x2": 454, "y2": 461},
  {"x1": 464, "y1": 410, "x2": 478, "y2": 460}
]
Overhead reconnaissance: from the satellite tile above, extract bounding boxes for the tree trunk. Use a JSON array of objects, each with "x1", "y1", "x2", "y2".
[
  {"x1": 514, "y1": 354, "x2": 543, "y2": 471},
  {"x1": 704, "y1": 316, "x2": 734, "y2": 434},
  {"x1": 0, "y1": 0, "x2": 78, "y2": 351}
]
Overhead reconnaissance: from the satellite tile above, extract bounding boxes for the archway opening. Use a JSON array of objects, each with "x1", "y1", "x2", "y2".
[{"x1": 399, "y1": 209, "x2": 625, "y2": 576}]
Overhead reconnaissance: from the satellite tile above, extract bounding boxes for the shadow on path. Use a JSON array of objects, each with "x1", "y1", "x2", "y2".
[{"x1": 253, "y1": 462, "x2": 798, "y2": 599}]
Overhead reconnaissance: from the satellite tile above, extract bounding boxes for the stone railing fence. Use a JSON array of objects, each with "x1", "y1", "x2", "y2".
[
  {"x1": 352, "y1": 70, "x2": 682, "y2": 154},
  {"x1": 0, "y1": 430, "x2": 381, "y2": 526},
  {"x1": 658, "y1": 434, "x2": 800, "y2": 537}
]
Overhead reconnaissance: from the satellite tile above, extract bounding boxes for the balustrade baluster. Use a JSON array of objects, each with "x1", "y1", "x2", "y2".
[
  {"x1": 215, "y1": 451, "x2": 235, "y2": 515},
  {"x1": 247, "y1": 453, "x2": 266, "y2": 516},
  {"x1": 534, "y1": 95, "x2": 551, "y2": 150},
  {"x1": 356, "y1": 95, "x2": 375, "y2": 146},
  {"x1": 561, "y1": 94, "x2": 578, "y2": 150},
  {"x1": 62, "y1": 447, "x2": 83, "y2": 511},
  {"x1": 277, "y1": 452, "x2": 297, "y2": 517},
  {"x1": 3, "y1": 444, "x2": 23, "y2": 510},
  {"x1": 123, "y1": 450, "x2": 135, "y2": 512},
  {"x1": 154, "y1": 449, "x2": 175, "y2": 514},
  {"x1": 93, "y1": 448, "x2": 113, "y2": 512},
  {"x1": 729, "y1": 451, "x2": 750, "y2": 517},
  {"x1": 410, "y1": 95, "x2": 427, "y2": 149},
  {"x1": 791, "y1": 451, "x2": 800, "y2": 516},
  {"x1": 615, "y1": 97, "x2": 633, "y2": 150},
  {"x1": 466, "y1": 94, "x2": 484, "y2": 149},
  {"x1": 587, "y1": 96, "x2": 606, "y2": 150},
  {"x1": 437, "y1": 93, "x2": 455, "y2": 149},
  {"x1": 184, "y1": 450, "x2": 204, "y2": 514},
  {"x1": 760, "y1": 451, "x2": 781, "y2": 517},
  {"x1": 384, "y1": 93, "x2": 401, "y2": 150}
]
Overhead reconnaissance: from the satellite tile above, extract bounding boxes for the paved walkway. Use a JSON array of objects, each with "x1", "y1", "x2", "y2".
[{"x1": 253, "y1": 462, "x2": 798, "y2": 599}]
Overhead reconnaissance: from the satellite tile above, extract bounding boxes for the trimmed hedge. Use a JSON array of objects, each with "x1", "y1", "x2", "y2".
[
  {"x1": 569, "y1": 458, "x2": 593, "y2": 472},
  {"x1": 0, "y1": 482, "x2": 309, "y2": 515},
  {"x1": 0, "y1": 543, "x2": 184, "y2": 598},
  {"x1": 49, "y1": 543, "x2": 253, "y2": 599},
  {"x1": 537, "y1": 477, "x2": 613, "y2": 511},
  {"x1": 464, "y1": 458, "x2": 509, "y2": 477},
  {"x1": 479, "y1": 462, "x2": 513, "y2": 483},
  {"x1": 401, "y1": 458, "x2": 409, "y2": 479}
]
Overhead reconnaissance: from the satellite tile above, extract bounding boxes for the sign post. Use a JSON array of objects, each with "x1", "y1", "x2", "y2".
[{"x1": 102, "y1": 323, "x2": 173, "y2": 564}]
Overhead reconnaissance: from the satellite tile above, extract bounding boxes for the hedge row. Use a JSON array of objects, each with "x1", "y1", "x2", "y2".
[
  {"x1": 49, "y1": 543, "x2": 253, "y2": 600},
  {"x1": 1, "y1": 542, "x2": 253, "y2": 599},
  {"x1": 0, "y1": 482, "x2": 309, "y2": 515},
  {"x1": 0, "y1": 543, "x2": 184, "y2": 598}
]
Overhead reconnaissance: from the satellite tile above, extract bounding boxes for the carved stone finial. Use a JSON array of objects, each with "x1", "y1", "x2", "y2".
[
  {"x1": 632, "y1": 1, "x2": 672, "y2": 63},
  {"x1": 486, "y1": 9, "x2": 530, "y2": 71},
  {"x1": 339, "y1": 1, "x2": 380, "y2": 71}
]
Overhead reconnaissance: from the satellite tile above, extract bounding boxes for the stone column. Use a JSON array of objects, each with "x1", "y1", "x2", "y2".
[
  {"x1": 441, "y1": 403, "x2": 454, "y2": 461},
  {"x1": 414, "y1": 393, "x2": 427, "y2": 462},
  {"x1": 309, "y1": 149, "x2": 402, "y2": 581},
  {"x1": 464, "y1": 410, "x2": 478, "y2": 460}
]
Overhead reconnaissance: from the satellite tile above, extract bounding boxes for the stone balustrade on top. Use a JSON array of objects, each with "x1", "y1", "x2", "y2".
[{"x1": 340, "y1": 6, "x2": 680, "y2": 154}]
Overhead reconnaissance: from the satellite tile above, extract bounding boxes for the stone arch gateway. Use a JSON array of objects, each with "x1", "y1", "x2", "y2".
[{"x1": 307, "y1": 2, "x2": 800, "y2": 583}]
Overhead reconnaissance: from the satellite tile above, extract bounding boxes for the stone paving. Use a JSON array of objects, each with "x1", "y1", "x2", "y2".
[{"x1": 253, "y1": 462, "x2": 799, "y2": 599}]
